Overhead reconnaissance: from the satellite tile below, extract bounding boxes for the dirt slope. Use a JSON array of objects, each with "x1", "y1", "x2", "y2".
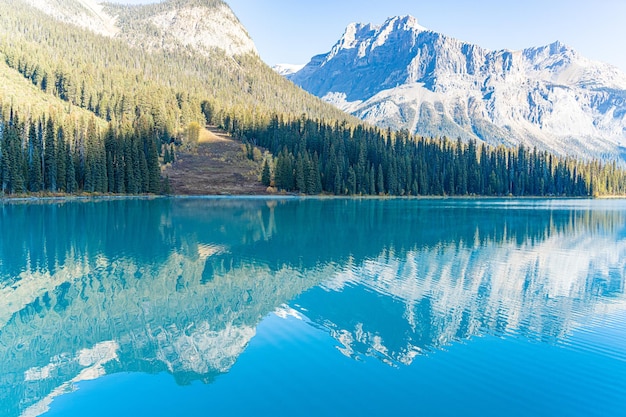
[{"x1": 163, "y1": 127, "x2": 269, "y2": 195}]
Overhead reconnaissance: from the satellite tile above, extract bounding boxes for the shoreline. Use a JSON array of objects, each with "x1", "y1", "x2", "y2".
[
  {"x1": 0, "y1": 193, "x2": 165, "y2": 203},
  {"x1": 2, "y1": 192, "x2": 625, "y2": 203}
]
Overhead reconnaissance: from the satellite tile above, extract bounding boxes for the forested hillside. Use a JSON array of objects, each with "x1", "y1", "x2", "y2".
[
  {"x1": 0, "y1": 0, "x2": 625, "y2": 197},
  {"x1": 0, "y1": 0, "x2": 356, "y2": 195},
  {"x1": 1, "y1": 0, "x2": 352, "y2": 126}
]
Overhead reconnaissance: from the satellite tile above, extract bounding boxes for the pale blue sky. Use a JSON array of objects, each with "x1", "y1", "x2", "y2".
[{"x1": 107, "y1": 0, "x2": 626, "y2": 71}]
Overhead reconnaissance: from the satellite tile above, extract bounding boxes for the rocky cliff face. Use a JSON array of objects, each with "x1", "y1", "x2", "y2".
[
  {"x1": 287, "y1": 16, "x2": 626, "y2": 162},
  {"x1": 21, "y1": 0, "x2": 119, "y2": 36}
]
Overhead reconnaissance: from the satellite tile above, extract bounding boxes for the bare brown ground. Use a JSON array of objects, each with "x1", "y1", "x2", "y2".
[{"x1": 163, "y1": 126, "x2": 269, "y2": 195}]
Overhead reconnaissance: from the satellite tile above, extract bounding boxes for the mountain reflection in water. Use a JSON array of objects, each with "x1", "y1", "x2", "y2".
[{"x1": 0, "y1": 198, "x2": 624, "y2": 417}]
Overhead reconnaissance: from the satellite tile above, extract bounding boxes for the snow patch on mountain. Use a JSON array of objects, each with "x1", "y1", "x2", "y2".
[
  {"x1": 289, "y1": 16, "x2": 626, "y2": 161},
  {"x1": 272, "y1": 63, "x2": 305, "y2": 77}
]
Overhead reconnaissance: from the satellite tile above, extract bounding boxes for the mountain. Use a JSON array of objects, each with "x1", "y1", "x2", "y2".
[
  {"x1": 20, "y1": 0, "x2": 256, "y2": 57},
  {"x1": 0, "y1": 0, "x2": 354, "y2": 131},
  {"x1": 272, "y1": 63, "x2": 305, "y2": 77},
  {"x1": 2, "y1": 2, "x2": 625, "y2": 198},
  {"x1": 0, "y1": 0, "x2": 363, "y2": 196},
  {"x1": 286, "y1": 15, "x2": 626, "y2": 162},
  {"x1": 20, "y1": 0, "x2": 120, "y2": 37},
  {"x1": 109, "y1": 0, "x2": 258, "y2": 57}
]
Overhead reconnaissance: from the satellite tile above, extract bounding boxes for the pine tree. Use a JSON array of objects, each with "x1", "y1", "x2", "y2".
[
  {"x1": 377, "y1": 164, "x2": 385, "y2": 195},
  {"x1": 295, "y1": 153, "x2": 305, "y2": 192},
  {"x1": 65, "y1": 140, "x2": 77, "y2": 193},
  {"x1": 163, "y1": 144, "x2": 171, "y2": 164},
  {"x1": 261, "y1": 159, "x2": 271, "y2": 186},
  {"x1": 305, "y1": 153, "x2": 318, "y2": 195},
  {"x1": 43, "y1": 117, "x2": 57, "y2": 192},
  {"x1": 28, "y1": 122, "x2": 43, "y2": 192},
  {"x1": 125, "y1": 135, "x2": 138, "y2": 194},
  {"x1": 56, "y1": 126, "x2": 67, "y2": 192},
  {"x1": 146, "y1": 136, "x2": 161, "y2": 194},
  {"x1": 334, "y1": 169, "x2": 343, "y2": 195},
  {"x1": 347, "y1": 167, "x2": 356, "y2": 195},
  {"x1": 312, "y1": 152, "x2": 322, "y2": 194}
]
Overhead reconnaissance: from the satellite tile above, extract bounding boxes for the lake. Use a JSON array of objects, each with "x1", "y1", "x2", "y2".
[{"x1": 0, "y1": 197, "x2": 625, "y2": 417}]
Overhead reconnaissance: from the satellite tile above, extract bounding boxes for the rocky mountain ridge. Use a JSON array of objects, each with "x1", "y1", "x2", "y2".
[{"x1": 286, "y1": 15, "x2": 626, "y2": 162}]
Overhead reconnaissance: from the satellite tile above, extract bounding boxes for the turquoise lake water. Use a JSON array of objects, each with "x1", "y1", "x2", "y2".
[{"x1": 0, "y1": 197, "x2": 625, "y2": 417}]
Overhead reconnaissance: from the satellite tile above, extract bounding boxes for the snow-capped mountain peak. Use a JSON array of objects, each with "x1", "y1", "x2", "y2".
[{"x1": 287, "y1": 16, "x2": 626, "y2": 162}]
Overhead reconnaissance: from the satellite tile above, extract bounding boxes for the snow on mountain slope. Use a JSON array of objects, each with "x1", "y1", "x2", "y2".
[
  {"x1": 289, "y1": 16, "x2": 626, "y2": 161},
  {"x1": 272, "y1": 63, "x2": 305, "y2": 77}
]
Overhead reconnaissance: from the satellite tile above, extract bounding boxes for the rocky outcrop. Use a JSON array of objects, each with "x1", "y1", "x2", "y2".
[{"x1": 287, "y1": 16, "x2": 626, "y2": 162}]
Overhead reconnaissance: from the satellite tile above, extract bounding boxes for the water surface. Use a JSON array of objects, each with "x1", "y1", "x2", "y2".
[{"x1": 0, "y1": 197, "x2": 625, "y2": 417}]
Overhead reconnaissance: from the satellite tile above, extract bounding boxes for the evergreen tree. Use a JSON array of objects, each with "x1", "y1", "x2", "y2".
[
  {"x1": 125, "y1": 135, "x2": 138, "y2": 194},
  {"x1": 334, "y1": 169, "x2": 343, "y2": 195},
  {"x1": 56, "y1": 126, "x2": 67, "y2": 192},
  {"x1": 368, "y1": 165, "x2": 376, "y2": 195},
  {"x1": 2, "y1": 119, "x2": 25, "y2": 194},
  {"x1": 295, "y1": 153, "x2": 306, "y2": 192},
  {"x1": 377, "y1": 164, "x2": 385, "y2": 195},
  {"x1": 261, "y1": 158, "x2": 271, "y2": 186},
  {"x1": 65, "y1": 140, "x2": 77, "y2": 193},
  {"x1": 28, "y1": 122, "x2": 43, "y2": 192},
  {"x1": 43, "y1": 117, "x2": 57, "y2": 192},
  {"x1": 347, "y1": 167, "x2": 356, "y2": 195},
  {"x1": 146, "y1": 135, "x2": 161, "y2": 194}
]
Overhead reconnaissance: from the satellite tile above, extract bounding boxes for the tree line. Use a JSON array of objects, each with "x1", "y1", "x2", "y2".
[
  {"x1": 0, "y1": 0, "x2": 354, "y2": 142},
  {"x1": 0, "y1": 104, "x2": 164, "y2": 195},
  {"x1": 2, "y1": 0, "x2": 626, "y2": 198},
  {"x1": 4, "y1": 97, "x2": 626, "y2": 198},
  {"x1": 232, "y1": 114, "x2": 626, "y2": 197}
]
